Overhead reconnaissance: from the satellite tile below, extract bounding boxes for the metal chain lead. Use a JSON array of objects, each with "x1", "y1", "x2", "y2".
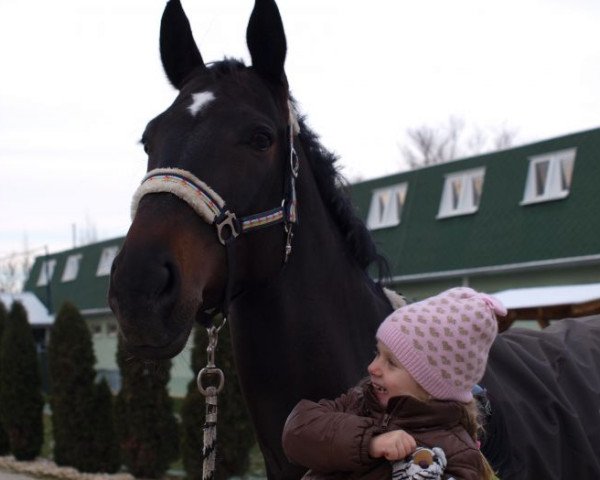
[{"x1": 197, "y1": 318, "x2": 226, "y2": 480}]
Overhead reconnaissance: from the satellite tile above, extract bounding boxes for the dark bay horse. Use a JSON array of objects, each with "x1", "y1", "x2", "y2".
[{"x1": 109, "y1": 1, "x2": 600, "y2": 479}]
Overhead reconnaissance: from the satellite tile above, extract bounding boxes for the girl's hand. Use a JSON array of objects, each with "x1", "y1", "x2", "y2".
[{"x1": 369, "y1": 430, "x2": 417, "y2": 461}]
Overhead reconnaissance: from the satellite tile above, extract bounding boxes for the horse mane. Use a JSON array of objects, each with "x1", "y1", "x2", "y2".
[
  {"x1": 295, "y1": 113, "x2": 390, "y2": 280},
  {"x1": 204, "y1": 60, "x2": 389, "y2": 280}
]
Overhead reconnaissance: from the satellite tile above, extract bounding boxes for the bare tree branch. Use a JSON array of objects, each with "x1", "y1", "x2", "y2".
[
  {"x1": 400, "y1": 116, "x2": 518, "y2": 169},
  {"x1": 0, "y1": 251, "x2": 34, "y2": 294}
]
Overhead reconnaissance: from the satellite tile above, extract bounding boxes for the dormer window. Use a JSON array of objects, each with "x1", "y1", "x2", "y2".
[
  {"x1": 61, "y1": 254, "x2": 83, "y2": 282},
  {"x1": 437, "y1": 168, "x2": 485, "y2": 219},
  {"x1": 521, "y1": 148, "x2": 576, "y2": 205},
  {"x1": 37, "y1": 259, "x2": 57, "y2": 286},
  {"x1": 366, "y1": 183, "x2": 408, "y2": 230},
  {"x1": 96, "y1": 246, "x2": 119, "y2": 277}
]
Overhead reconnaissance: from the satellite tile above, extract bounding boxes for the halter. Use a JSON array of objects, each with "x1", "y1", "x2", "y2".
[{"x1": 131, "y1": 115, "x2": 300, "y2": 262}]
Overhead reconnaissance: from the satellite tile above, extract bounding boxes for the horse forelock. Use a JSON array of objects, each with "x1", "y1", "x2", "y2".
[{"x1": 206, "y1": 58, "x2": 246, "y2": 78}]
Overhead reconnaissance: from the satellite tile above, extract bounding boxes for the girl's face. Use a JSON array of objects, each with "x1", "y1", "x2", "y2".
[{"x1": 367, "y1": 341, "x2": 429, "y2": 407}]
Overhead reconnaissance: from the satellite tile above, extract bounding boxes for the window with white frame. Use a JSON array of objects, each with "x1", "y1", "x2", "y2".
[
  {"x1": 366, "y1": 183, "x2": 408, "y2": 230},
  {"x1": 521, "y1": 148, "x2": 576, "y2": 204},
  {"x1": 91, "y1": 323, "x2": 103, "y2": 336},
  {"x1": 96, "y1": 246, "x2": 119, "y2": 277},
  {"x1": 437, "y1": 168, "x2": 485, "y2": 219},
  {"x1": 61, "y1": 254, "x2": 83, "y2": 282},
  {"x1": 36, "y1": 259, "x2": 57, "y2": 286},
  {"x1": 107, "y1": 322, "x2": 119, "y2": 337}
]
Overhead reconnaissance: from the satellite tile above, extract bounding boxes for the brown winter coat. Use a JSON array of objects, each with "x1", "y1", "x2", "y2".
[{"x1": 282, "y1": 380, "x2": 486, "y2": 480}]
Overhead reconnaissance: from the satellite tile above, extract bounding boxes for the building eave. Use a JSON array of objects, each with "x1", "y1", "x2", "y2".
[
  {"x1": 80, "y1": 307, "x2": 113, "y2": 317},
  {"x1": 388, "y1": 254, "x2": 600, "y2": 284}
]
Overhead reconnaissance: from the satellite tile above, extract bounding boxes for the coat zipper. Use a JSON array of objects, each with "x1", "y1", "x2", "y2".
[
  {"x1": 380, "y1": 399, "x2": 402, "y2": 432},
  {"x1": 381, "y1": 413, "x2": 392, "y2": 432}
]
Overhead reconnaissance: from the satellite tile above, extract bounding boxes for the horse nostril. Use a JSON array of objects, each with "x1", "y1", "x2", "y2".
[
  {"x1": 158, "y1": 258, "x2": 178, "y2": 298},
  {"x1": 110, "y1": 249, "x2": 181, "y2": 310},
  {"x1": 151, "y1": 257, "x2": 182, "y2": 323}
]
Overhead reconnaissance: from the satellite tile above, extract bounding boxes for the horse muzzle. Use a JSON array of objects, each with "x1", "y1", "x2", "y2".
[{"x1": 108, "y1": 240, "x2": 196, "y2": 359}]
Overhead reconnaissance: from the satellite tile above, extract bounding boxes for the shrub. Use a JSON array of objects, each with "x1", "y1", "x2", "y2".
[
  {"x1": 0, "y1": 301, "x2": 10, "y2": 455},
  {"x1": 48, "y1": 302, "x2": 119, "y2": 472},
  {"x1": 182, "y1": 321, "x2": 255, "y2": 480},
  {"x1": 0, "y1": 301, "x2": 44, "y2": 460},
  {"x1": 115, "y1": 335, "x2": 179, "y2": 478}
]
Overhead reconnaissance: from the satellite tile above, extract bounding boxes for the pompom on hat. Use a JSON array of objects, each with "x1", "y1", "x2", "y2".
[{"x1": 376, "y1": 287, "x2": 506, "y2": 403}]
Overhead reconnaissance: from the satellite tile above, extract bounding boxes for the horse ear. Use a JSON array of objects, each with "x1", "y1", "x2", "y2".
[
  {"x1": 246, "y1": 0, "x2": 287, "y2": 86},
  {"x1": 160, "y1": 0, "x2": 205, "y2": 90}
]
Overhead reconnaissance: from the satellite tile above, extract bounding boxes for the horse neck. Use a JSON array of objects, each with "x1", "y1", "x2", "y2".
[
  {"x1": 291, "y1": 168, "x2": 380, "y2": 310},
  {"x1": 291, "y1": 156, "x2": 391, "y2": 330},
  {"x1": 230, "y1": 153, "x2": 391, "y2": 394},
  {"x1": 226, "y1": 155, "x2": 392, "y2": 480}
]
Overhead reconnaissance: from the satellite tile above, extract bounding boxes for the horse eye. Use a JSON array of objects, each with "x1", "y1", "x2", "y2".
[{"x1": 250, "y1": 132, "x2": 272, "y2": 151}]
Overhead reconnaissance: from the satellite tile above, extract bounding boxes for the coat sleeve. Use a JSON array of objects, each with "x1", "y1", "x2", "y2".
[
  {"x1": 282, "y1": 393, "x2": 379, "y2": 473},
  {"x1": 444, "y1": 448, "x2": 487, "y2": 480}
]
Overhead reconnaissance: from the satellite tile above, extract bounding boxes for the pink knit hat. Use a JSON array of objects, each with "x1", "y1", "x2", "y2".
[{"x1": 376, "y1": 287, "x2": 506, "y2": 403}]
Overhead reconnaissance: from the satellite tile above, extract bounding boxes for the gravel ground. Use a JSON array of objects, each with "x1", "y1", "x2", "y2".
[
  {"x1": 0, "y1": 458, "x2": 265, "y2": 480},
  {"x1": 0, "y1": 470, "x2": 39, "y2": 480},
  {"x1": 0, "y1": 458, "x2": 133, "y2": 480}
]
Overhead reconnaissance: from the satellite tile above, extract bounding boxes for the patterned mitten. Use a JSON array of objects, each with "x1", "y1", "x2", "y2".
[{"x1": 391, "y1": 447, "x2": 447, "y2": 479}]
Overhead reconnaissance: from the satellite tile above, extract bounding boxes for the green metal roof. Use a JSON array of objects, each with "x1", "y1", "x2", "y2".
[
  {"x1": 24, "y1": 237, "x2": 123, "y2": 313},
  {"x1": 350, "y1": 127, "x2": 600, "y2": 278}
]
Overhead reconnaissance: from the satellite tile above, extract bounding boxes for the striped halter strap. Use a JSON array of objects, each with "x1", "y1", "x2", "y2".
[{"x1": 131, "y1": 122, "x2": 300, "y2": 262}]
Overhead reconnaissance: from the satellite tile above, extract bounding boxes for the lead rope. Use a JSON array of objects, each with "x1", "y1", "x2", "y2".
[{"x1": 197, "y1": 318, "x2": 226, "y2": 480}]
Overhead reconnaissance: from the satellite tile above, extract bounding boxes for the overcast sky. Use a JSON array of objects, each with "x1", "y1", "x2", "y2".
[{"x1": 1, "y1": 0, "x2": 599, "y2": 259}]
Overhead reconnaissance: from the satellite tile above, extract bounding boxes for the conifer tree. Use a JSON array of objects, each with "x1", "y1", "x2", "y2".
[
  {"x1": 0, "y1": 301, "x2": 44, "y2": 460},
  {"x1": 115, "y1": 335, "x2": 179, "y2": 478},
  {"x1": 181, "y1": 321, "x2": 256, "y2": 480},
  {"x1": 48, "y1": 302, "x2": 120, "y2": 473},
  {"x1": 92, "y1": 379, "x2": 120, "y2": 473},
  {"x1": 0, "y1": 301, "x2": 10, "y2": 454}
]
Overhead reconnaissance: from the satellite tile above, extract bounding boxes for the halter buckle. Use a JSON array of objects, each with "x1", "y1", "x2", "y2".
[
  {"x1": 290, "y1": 147, "x2": 299, "y2": 178},
  {"x1": 215, "y1": 210, "x2": 240, "y2": 245}
]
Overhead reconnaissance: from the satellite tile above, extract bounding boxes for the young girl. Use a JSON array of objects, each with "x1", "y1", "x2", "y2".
[{"x1": 282, "y1": 287, "x2": 505, "y2": 480}]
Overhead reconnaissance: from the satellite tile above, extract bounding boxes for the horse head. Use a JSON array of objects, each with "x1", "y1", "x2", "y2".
[{"x1": 109, "y1": 0, "x2": 297, "y2": 359}]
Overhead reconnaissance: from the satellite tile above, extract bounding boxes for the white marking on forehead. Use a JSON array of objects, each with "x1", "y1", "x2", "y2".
[{"x1": 188, "y1": 91, "x2": 216, "y2": 117}]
